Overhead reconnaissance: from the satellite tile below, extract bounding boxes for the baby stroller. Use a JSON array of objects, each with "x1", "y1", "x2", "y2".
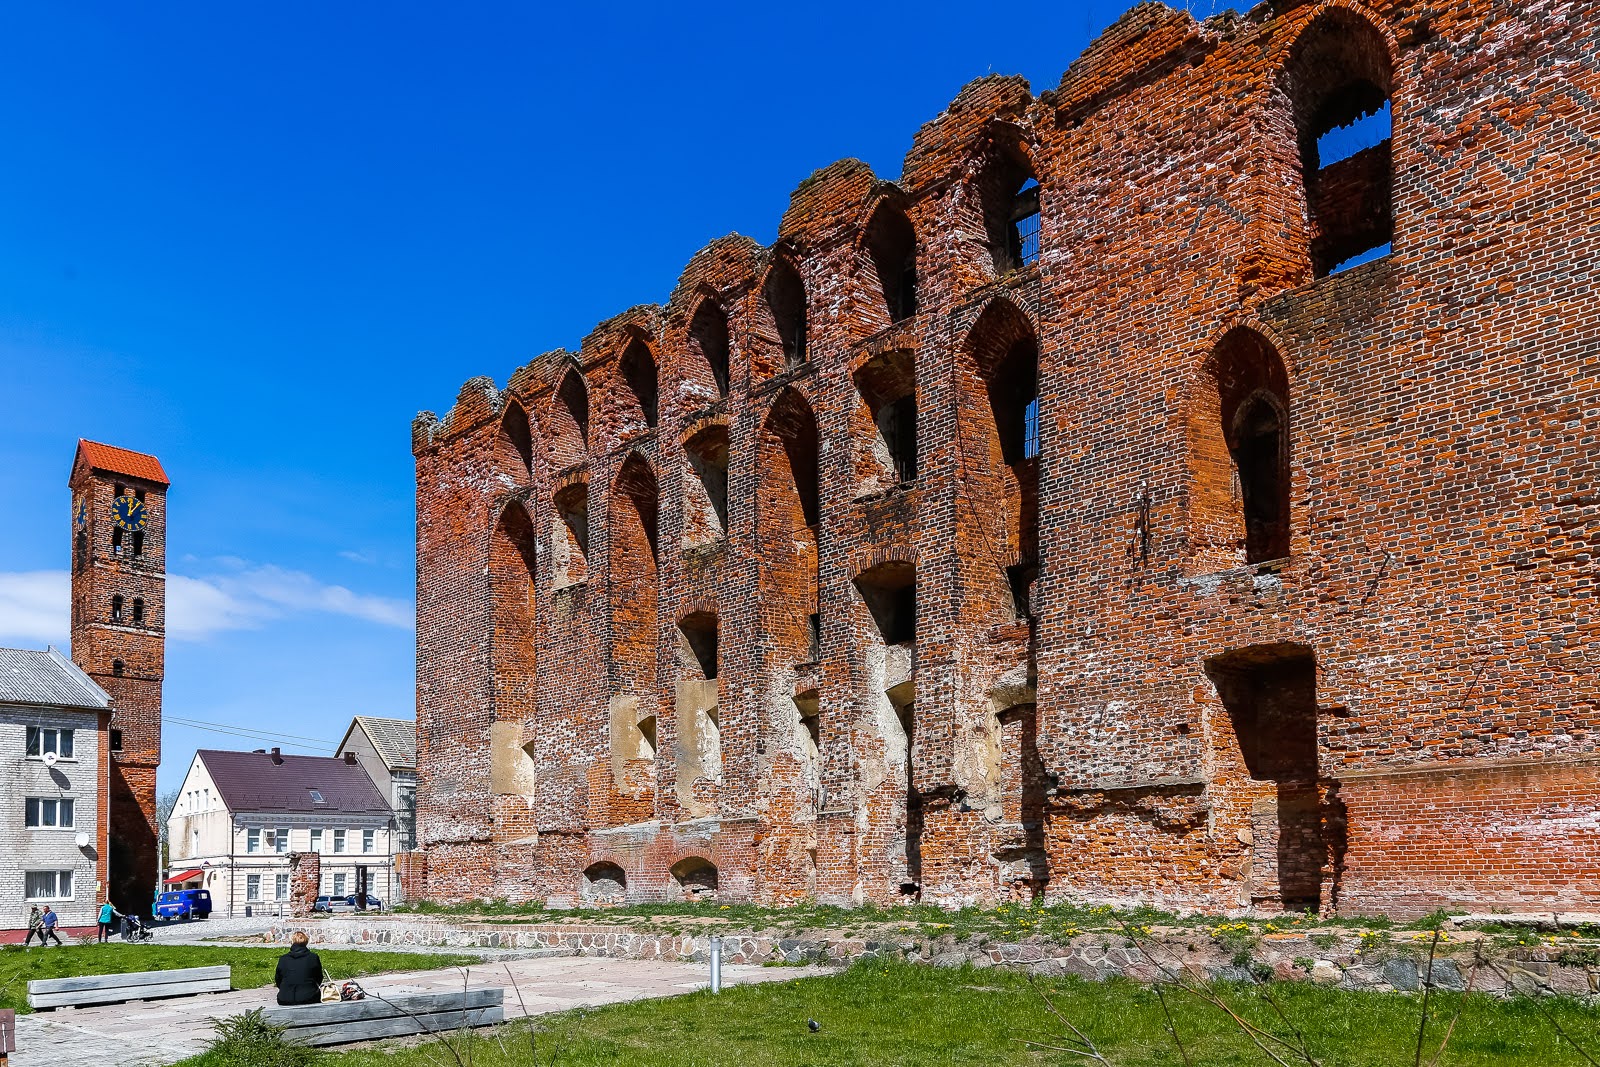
[{"x1": 121, "y1": 913, "x2": 154, "y2": 942}]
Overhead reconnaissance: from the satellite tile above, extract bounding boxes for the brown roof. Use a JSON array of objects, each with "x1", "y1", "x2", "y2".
[
  {"x1": 74, "y1": 440, "x2": 170, "y2": 486},
  {"x1": 197, "y1": 749, "x2": 391, "y2": 815}
]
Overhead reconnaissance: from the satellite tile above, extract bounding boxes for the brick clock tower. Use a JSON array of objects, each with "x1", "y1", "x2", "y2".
[{"x1": 69, "y1": 440, "x2": 169, "y2": 913}]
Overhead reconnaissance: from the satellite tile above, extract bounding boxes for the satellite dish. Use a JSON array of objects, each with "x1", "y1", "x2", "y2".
[
  {"x1": 75, "y1": 831, "x2": 90, "y2": 849},
  {"x1": 42, "y1": 751, "x2": 58, "y2": 767}
]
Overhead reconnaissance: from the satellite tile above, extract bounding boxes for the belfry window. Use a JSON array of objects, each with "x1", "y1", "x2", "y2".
[
  {"x1": 1008, "y1": 179, "x2": 1041, "y2": 270},
  {"x1": 111, "y1": 595, "x2": 124, "y2": 623}
]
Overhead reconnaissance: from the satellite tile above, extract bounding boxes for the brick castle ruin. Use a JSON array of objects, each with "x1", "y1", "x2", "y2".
[{"x1": 407, "y1": 0, "x2": 1600, "y2": 916}]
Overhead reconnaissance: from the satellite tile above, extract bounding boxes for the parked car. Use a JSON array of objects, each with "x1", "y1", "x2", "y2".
[
  {"x1": 345, "y1": 894, "x2": 384, "y2": 911},
  {"x1": 312, "y1": 895, "x2": 355, "y2": 913},
  {"x1": 155, "y1": 889, "x2": 212, "y2": 921}
]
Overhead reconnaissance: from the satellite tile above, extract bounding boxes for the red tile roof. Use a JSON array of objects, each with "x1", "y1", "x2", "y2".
[{"x1": 75, "y1": 440, "x2": 170, "y2": 486}]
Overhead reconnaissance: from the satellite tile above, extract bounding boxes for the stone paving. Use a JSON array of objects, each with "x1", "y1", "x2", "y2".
[{"x1": 11, "y1": 953, "x2": 822, "y2": 1067}]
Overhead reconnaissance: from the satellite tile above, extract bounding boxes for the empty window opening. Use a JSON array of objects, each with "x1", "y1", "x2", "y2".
[
  {"x1": 620, "y1": 337, "x2": 659, "y2": 428},
  {"x1": 582, "y1": 861, "x2": 627, "y2": 904},
  {"x1": 688, "y1": 299, "x2": 731, "y2": 397},
  {"x1": 1317, "y1": 100, "x2": 1391, "y2": 167},
  {"x1": 554, "y1": 367, "x2": 590, "y2": 463},
  {"x1": 764, "y1": 257, "x2": 808, "y2": 367},
  {"x1": 114, "y1": 483, "x2": 125, "y2": 498},
  {"x1": 991, "y1": 339, "x2": 1039, "y2": 465},
  {"x1": 794, "y1": 690, "x2": 821, "y2": 761},
  {"x1": 135, "y1": 489, "x2": 145, "y2": 503},
  {"x1": 757, "y1": 388, "x2": 821, "y2": 665},
  {"x1": 683, "y1": 424, "x2": 731, "y2": 543},
  {"x1": 1284, "y1": 11, "x2": 1394, "y2": 277},
  {"x1": 112, "y1": 527, "x2": 123, "y2": 554},
  {"x1": 112, "y1": 659, "x2": 125, "y2": 677},
  {"x1": 110, "y1": 729, "x2": 123, "y2": 753},
  {"x1": 614, "y1": 454, "x2": 660, "y2": 565},
  {"x1": 856, "y1": 560, "x2": 916, "y2": 645},
  {"x1": 555, "y1": 484, "x2": 590, "y2": 556},
  {"x1": 1233, "y1": 393, "x2": 1289, "y2": 564},
  {"x1": 853, "y1": 348, "x2": 918, "y2": 489},
  {"x1": 75, "y1": 531, "x2": 87, "y2": 573},
  {"x1": 490, "y1": 503, "x2": 538, "y2": 698},
  {"x1": 1191, "y1": 328, "x2": 1292, "y2": 568},
  {"x1": 863, "y1": 202, "x2": 917, "y2": 324},
  {"x1": 132, "y1": 531, "x2": 144, "y2": 557},
  {"x1": 1008, "y1": 179, "x2": 1041, "y2": 270},
  {"x1": 805, "y1": 612, "x2": 821, "y2": 663},
  {"x1": 670, "y1": 856, "x2": 719, "y2": 899},
  {"x1": 1006, "y1": 562, "x2": 1038, "y2": 621},
  {"x1": 499, "y1": 401, "x2": 533, "y2": 479},
  {"x1": 131, "y1": 598, "x2": 144, "y2": 625},
  {"x1": 883, "y1": 395, "x2": 919, "y2": 482},
  {"x1": 636, "y1": 715, "x2": 658, "y2": 759},
  {"x1": 553, "y1": 482, "x2": 590, "y2": 585},
  {"x1": 1204, "y1": 643, "x2": 1328, "y2": 911},
  {"x1": 765, "y1": 390, "x2": 819, "y2": 528},
  {"x1": 677, "y1": 611, "x2": 719, "y2": 680},
  {"x1": 111, "y1": 595, "x2": 124, "y2": 623}
]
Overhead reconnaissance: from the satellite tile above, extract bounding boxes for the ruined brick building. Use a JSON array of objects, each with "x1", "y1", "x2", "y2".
[{"x1": 409, "y1": 0, "x2": 1600, "y2": 916}]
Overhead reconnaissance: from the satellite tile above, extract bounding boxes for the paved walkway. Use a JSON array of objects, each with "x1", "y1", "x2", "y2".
[{"x1": 12, "y1": 954, "x2": 822, "y2": 1067}]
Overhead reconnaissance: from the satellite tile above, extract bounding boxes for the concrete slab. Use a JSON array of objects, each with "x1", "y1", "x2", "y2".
[{"x1": 10, "y1": 953, "x2": 822, "y2": 1067}]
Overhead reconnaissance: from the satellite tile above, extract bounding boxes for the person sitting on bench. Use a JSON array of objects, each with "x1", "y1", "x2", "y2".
[{"x1": 273, "y1": 930, "x2": 323, "y2": 1006}]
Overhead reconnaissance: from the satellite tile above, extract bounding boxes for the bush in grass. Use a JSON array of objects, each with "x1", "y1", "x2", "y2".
[{"x1": 199, "y1": 1010, "x2": 318, "y2": 1067}]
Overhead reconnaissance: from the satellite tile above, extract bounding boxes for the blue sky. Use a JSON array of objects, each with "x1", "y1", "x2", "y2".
[{"x1": 0, "y1": 0, "x2": 1185, "y2": 791}]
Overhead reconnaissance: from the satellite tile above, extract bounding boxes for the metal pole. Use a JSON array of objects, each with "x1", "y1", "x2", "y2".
[{"x1": 709, "y1": 935, "x2": 722, "y2": 994}]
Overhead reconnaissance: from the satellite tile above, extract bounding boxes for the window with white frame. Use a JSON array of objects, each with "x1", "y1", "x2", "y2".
[
  {"x1": 275, "y1": 873, "x2": 290, "y2": 900},
  {"x1": 246, "y1": 874, "x2": 261, "y2": 901},
  {"x1": 26, "y1": 798, "x2": 75, "y2": 829},
  {"x1": 25, "y1": 870, "x2": 74, "y2": 901},
  {"x1": 362, "y1": 829, "x2": 375, "y2": 854},
  {"x1": 26, "y1": 727, "x2": 74, "y2": 759},
  {"x1": 333, "y1": 829, "x2": 347, "y2": 853},
  {"x1": 310, "y1": 829, "x2": 323, "y2": 852},
  {"x1": 332, "y1": 872, "x2": 347, "y2": 896},
  {"x1": 247, "y1": 828, "x2": 261, "y2": 853},
  {"x1": 274, "y1": 827, "x2": 290, "y2": 854}
]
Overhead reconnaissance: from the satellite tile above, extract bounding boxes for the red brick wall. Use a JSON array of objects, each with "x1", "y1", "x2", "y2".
[{"x1": 412, "y1": 1, "x2": 1600, "y2": 915}]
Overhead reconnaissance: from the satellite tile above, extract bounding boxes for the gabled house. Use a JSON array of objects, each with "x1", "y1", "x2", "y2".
[
  {"x1": 0, "y1": 646, "x2": 112, "y2": 940},
  {"x1": 166, "y1": 747, "x2": 396, "y2": 916},
  {"x1": 335, "y1": 717, "x2": 416, "y2": 852}
]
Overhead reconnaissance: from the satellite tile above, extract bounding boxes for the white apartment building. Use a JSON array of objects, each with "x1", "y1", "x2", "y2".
[
  {"x1": 0, "y1": 647, "x2": 111, "y2": 940},
  {"x1": 335, "y1": 717, "x2": 416, "y2": 854},
  {"x1": 165, "y1": 747, "x2": 396, "y2": 917}
]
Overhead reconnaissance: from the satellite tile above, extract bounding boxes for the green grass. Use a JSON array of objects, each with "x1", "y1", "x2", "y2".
[
  {"x1": 186, "y1": 959, "x2": 1600, "y2": 1067},
  {"x1": 0, "y1": 943, "x2": 483, "y2": 1015}
]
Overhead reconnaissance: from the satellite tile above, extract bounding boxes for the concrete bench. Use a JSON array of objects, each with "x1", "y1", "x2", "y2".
[
  {"x1": 259, "y1": 988, "x2": 505, "y2": 1047},
  {"x1": 27, "y1": 965, "x2": 231, "y2": 1009}
]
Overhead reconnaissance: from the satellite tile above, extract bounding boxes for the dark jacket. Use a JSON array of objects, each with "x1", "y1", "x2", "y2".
[{"x1": 273, "y1": 944, "x2": 324, "y2": 1006}]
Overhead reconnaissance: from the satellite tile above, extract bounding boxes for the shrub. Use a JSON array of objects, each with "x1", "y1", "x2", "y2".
[{"x1": 198, "y1": 1009, "x2": 319, "y2": 1067}]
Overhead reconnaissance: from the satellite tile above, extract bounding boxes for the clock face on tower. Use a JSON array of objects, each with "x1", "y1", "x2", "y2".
[
  {"x1": 74, "y1": 496, "x2": 87, "y2": 528},
  {"x1": 112, "y1": 494, "x2": 147, "y2": 532}
]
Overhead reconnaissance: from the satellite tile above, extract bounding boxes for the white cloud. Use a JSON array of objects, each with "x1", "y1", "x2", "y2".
[
  {"x1": 339, "y1": 549, "x2": 378, "y2": 565},
  {"x1": 0, "y1": 561, "x2": 412, "y2": 646},
  {"x1": 0, "y1": 571, "x2": 71, "y2": 646}
]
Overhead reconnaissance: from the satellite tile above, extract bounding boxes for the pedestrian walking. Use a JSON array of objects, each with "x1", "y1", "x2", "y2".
[
  {"x1": 273, "y1": 930, "x2": 323, "y2": 1006},
  {"x1": 97, "y1": 900, "x2": 120, "y2": 943},
  {"x1": 21, "y1": 906, "x2": 44, "y2": 949},
  {"x1": 39, "y1": 905, "x2": 64, "y2": 947}
]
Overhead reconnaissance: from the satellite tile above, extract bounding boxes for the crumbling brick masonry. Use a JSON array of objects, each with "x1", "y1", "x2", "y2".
[{"x1": 410, "y1": 0, "x2": 1600, "y2": 916}]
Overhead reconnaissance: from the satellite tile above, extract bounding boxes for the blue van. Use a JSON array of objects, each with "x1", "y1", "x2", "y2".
[{"x1": 155, "y1": 889, "x2": 212, "y2": 921}]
